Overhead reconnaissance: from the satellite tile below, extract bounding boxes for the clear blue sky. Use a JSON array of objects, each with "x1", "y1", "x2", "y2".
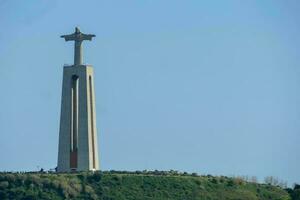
[{"x1": 0, "y1": 0, "x2": 299, "y2": 185}]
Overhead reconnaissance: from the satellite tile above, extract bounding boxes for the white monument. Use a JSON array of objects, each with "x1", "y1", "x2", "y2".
[{"x1": 57, "y1": 27, "x2": 99, "y2": 172}]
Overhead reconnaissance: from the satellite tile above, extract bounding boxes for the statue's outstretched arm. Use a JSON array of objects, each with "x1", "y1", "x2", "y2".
[
  {"x1": 61, "y1": 34, "x2": 76, "y2": 41},
  {"x1": 81, "y1": 33, "x2": 96, "y2": 41}
]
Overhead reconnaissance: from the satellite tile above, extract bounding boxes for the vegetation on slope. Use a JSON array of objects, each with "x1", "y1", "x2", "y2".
[{"x1": 0, "y1": 171, "x2": 298, "y2": 200}]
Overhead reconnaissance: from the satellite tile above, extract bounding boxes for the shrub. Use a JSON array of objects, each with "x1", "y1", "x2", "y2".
[
  {"x1": 227, "y1": 179, "x2": 235, "y2": 187},
  {"x1": 211, "y1": 178, "x2": 218, "y2": 184},
  {"x1": 0, "y1": 181, "x2": 9, "y2": 189},
  {"x1": 88, "y1": 172, "x2": 102, "y2": 182},
  {"x1": 191, "y1": 173, "x2": 198, "y2": 177}
]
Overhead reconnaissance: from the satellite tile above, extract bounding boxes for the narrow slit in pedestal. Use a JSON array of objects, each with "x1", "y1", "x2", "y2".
[{"x1": 70, "y1": 75, "x2": 79, "y2": 169}]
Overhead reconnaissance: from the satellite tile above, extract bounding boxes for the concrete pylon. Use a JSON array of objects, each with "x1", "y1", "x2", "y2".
[{"x1": 57, "y1": 28, "x2": 99, "y2": 172}]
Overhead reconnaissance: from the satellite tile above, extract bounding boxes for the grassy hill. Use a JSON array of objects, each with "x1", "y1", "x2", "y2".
[{"x1": 0, "y1": 171, "x2": 298, "y2": 200}]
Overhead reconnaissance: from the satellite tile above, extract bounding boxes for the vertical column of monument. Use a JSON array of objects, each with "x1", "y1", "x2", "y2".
[
  {"x1": 87, "y1": 66, "x2": 99, "y2": 170},
  {"x1": 76, "y1": 66, "x2": 89, "y2": 171},
  {"x1": 75, "y1": 65, "x2": 99, "y2": 171},
  {"x1": 57, "y1": 68, "x2": 72, "y2": 172}
]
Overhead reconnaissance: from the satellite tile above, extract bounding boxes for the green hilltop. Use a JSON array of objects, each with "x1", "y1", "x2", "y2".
[{"x1": 0, "y1": 171, "x2": 299, "y2": 200}]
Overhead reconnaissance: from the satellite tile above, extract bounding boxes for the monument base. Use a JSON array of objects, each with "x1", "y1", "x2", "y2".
[{"x1": 57, "y1": 65, "x2": 99, "y2": 172}]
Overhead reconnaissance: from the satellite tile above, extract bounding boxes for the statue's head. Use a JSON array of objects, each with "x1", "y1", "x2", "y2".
[{"x1": 75, "y1": 27, "x2": 80, "y2": 34}]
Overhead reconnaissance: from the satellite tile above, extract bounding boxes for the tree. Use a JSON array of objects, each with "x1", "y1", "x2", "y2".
[
  {"x1": 250, "y1": 176, "x2": 257, "y2": 183},
  {"x1": 264, "y1": 176, "x2": 278, "y2": 186}
]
